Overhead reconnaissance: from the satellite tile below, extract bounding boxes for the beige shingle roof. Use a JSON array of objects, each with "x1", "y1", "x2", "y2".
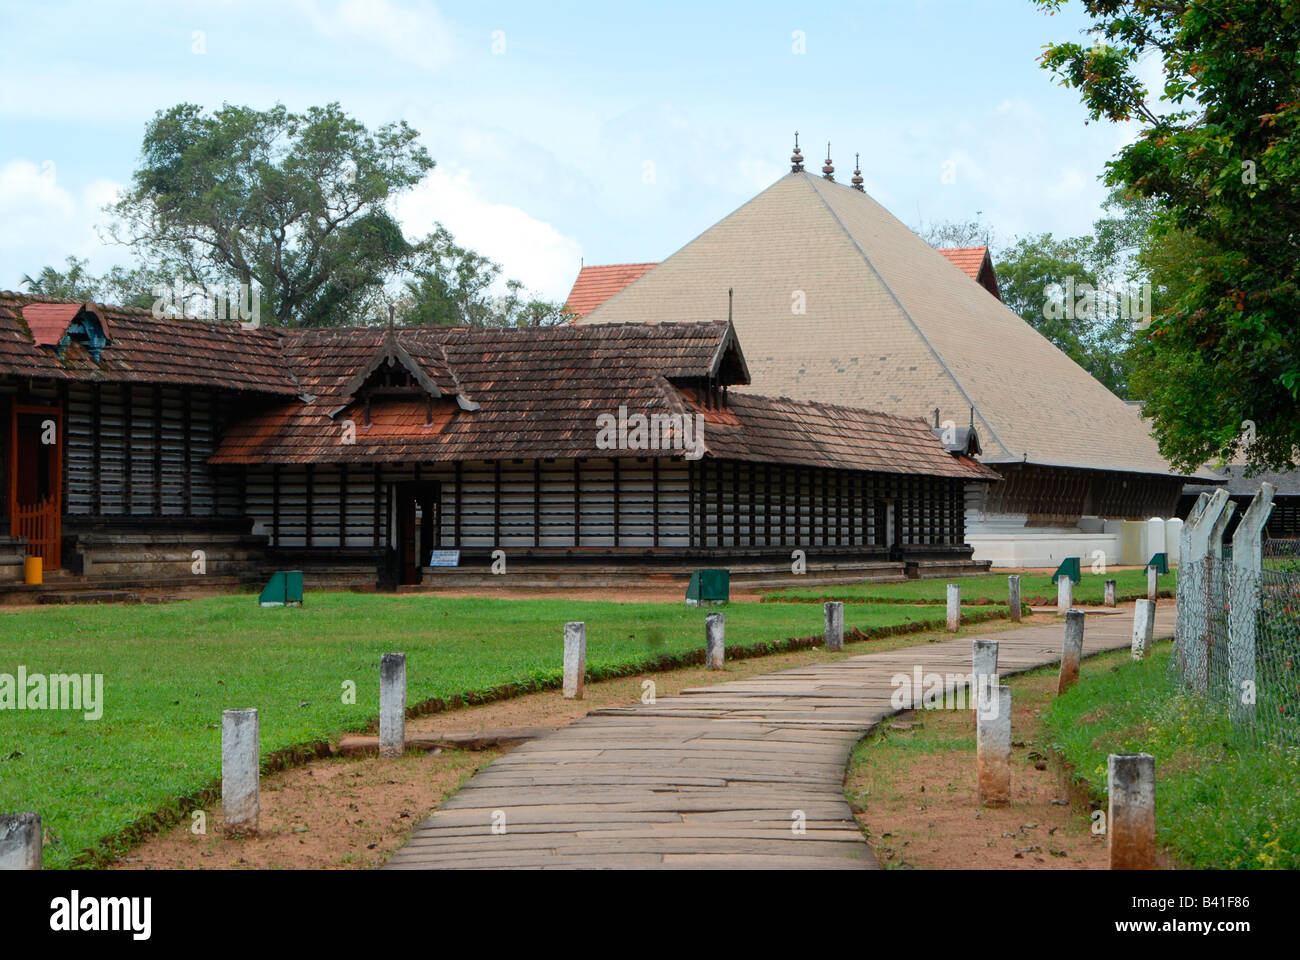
[{"x1": 580, "y1": 171, "x2": 1197, "y2": 479}]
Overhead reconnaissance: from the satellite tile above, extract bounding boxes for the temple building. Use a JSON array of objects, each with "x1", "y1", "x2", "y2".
[
  {"x1": 0, "y1": 293, "x2": 994, "y2": 594},
  {"x1": 573, "y1": 140, "x2": 1211, "y2": 567}
]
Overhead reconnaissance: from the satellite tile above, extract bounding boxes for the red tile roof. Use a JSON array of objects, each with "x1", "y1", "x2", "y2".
[
  {"x1": 938, "y1": 246, "x2": 1000, "y2": 300},
  {"x1": 20, "y1": 303, "x2": 83, "y2": 345},
  {"x1": 212, "y1": 320, "x2": 997, "y2": 482},
  {"x1": 563, "y1": 263, "x2": 658, "y2": 318},
  {"x1": 0, "y1": 292, "x2": 298, "y2": 395}
]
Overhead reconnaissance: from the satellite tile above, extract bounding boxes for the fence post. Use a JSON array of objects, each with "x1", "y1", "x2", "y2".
[
  {"x1": 379, "y1": 652, "x2": 406, "y2": 758},
  {"x1": 222, "y1": 708, "x2": 260, "y2": 836},
  {"x1": 1057, "y1": 610, "x2": 1085, "y2": 694},
  {"x1": 1104, "y1": 579, "x2": 1116, "y2": 607},
  {"x1": 1229, "y1": 484, "x2": 1275, "y2": 726},
  {"x1": 1007, "y1": 575, "x2": 1021, "y2": 623},
  {"x1": 1179, "y1": 489, "x2": 1230, "y2": 695},
  {"x1": 563, "y1": 622, "x2": 586, "y2": 699},
  {"x1": 971, "y1": 639, "x2": 998, "y2": 711},
  {"x1": 976, "y1": 686, "x2": 1012, "y2": 807},
  {"x1": 1057, "y1": 575, "x2": 1072, "y2": 615},
  {"x1": 946, "y1": 584, "x2": 960, "y2": 632},
  {"x1": 1131, "y1": 599, "x2": 1154, "y2": 660},
  {"x1": 705, "y1": 612, "x2": 725, "y2": 669},
  {"x1": 823, "y1": 601, "x2": 844, "y2": 652},
  {"x1": 1107, "y1": 753, "x2": 1156, "y2": 870},
  {"x1": 0, "y1": 813, "x2": 41, "y2": 870},
  {"x1": 1146, "y1": 564, "x2": 1158, "y2": 601}
]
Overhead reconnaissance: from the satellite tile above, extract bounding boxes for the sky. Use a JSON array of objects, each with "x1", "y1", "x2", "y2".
[{"x1": 0, "y1": 0, "x2": 1159, "y2": 303}]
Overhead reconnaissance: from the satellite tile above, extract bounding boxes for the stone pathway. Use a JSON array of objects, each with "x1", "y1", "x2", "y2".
[{"x1": 384, "y1": 604, "x2": 1175, "y2": 870}]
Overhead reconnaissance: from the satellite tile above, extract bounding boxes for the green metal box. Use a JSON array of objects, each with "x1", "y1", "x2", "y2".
[
  {"x1": 1051, "y1": 557, "x2": 1082, "y2": 585},
  {"x1": 686, "y1": 568, "x2": 730, "y2": 606}
]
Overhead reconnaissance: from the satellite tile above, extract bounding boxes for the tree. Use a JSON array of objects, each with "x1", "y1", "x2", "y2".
[
  {"x1": 108, "y1": 101, "x2": 431, "y2": 327},
  {"x1": 1035, "y1": 0, "x2": 1300, "y2": 473},
  {"x1": 22, "y1": 256, "x2": 166, "y2": 311},
  {"x1": 912, "y1": 214, "x2": 996, "y2": 250}
]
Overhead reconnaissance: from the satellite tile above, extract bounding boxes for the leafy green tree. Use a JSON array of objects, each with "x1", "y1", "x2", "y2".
[
  {"x1": 1035, "y1": 0, "x2": 1300, "y2": 472},
  {"x1": 108, "y1": 102, "x2": 431, "y2": 327}
]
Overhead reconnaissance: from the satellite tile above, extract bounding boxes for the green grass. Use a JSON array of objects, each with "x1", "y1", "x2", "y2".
[
  {"x1": 1042, "y1": 645, "x2": 1300, "y2": 869},
  {"x1": 765, "y1": 567, "x2": 1176, "y2": 606},
  {"x1": 0, "y1": 592, "x2": 971, "y2": 868}
]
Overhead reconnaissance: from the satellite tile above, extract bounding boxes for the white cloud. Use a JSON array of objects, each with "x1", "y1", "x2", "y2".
[
  {"x1": 293, "y1": 0, "x2": 456, "y2": 73},
  {"x1": 394, "y1": 166, "x2": 583, "y2": 302},
  {"x1": 0, "y1": 159, "x2": 127, "y2": 288}
]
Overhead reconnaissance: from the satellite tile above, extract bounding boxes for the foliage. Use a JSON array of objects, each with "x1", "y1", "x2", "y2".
[{"x1": 1034, "y1": 0, "x2": 1300, "y2": 473}]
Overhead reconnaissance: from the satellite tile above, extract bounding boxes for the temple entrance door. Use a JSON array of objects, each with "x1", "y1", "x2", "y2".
[
  {"x1": 8, "y1": 403, "x2": 63, "y2": 570},
  {"x1": 393, "y1": 481, "x2": 439, "y2": 586}
]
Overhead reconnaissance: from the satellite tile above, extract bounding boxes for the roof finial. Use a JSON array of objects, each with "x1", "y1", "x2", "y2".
[
  {"x1": 822, "y1": 143, "x2": 834, "y2": 181},
  {"x1": 790, "y1": 132, "x2": 804, "y2": 173},
  {"x1": 851, "y1": 153, "x2": 864, "y2": 192}
]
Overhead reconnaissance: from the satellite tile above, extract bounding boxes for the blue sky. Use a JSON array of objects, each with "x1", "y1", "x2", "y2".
[{"x1": 0, "y1": 0, "x2": 1152, "y2": 301}]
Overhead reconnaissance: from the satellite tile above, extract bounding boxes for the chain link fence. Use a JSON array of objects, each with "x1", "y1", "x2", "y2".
[{"x1": 1173, "y1": 552, "x2": 1300, "y2": 749}]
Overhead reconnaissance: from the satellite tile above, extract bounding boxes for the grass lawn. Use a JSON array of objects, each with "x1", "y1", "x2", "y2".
[
  {"x1": 765, "y1": 567, "x2": 1176, "y2": 606},
  {"x1": 0, "y1": 592, "x2": 981, "y2": 868},
  {"x1": 1042, "y1": 645, "x2": 1300, "y2": 869}
]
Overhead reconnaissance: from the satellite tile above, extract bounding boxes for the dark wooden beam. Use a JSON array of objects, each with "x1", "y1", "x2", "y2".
[
  {"x1": 181, "y1": 386, "x2": 192, "y2": 517},
  {"x1": 372, "y1": 464, "x2": 381, "y2": 548},
  {"x1": 573, "y1": 459, "x2": 582, "y2": 546},
  {"x1": 652, "y1": 457, "x2": 660, "y2": 548},
  {"x1": 305, "y1": 464, "x2": 315, "y2": 548},
  {"x1": 91, "y1": 384, "x2": 101, "y2": 516},
  {"x1": 152, "y1": 385, "x2": 163, "y2": 517},
  {"x1": 453, "y1": 461, "x2": 462, "y2": 548},
  {"x1": 612, "y1": 457, "x2": 621, "y2": 546},
  {"x1": 339, "y1": 464, "x2": 348, "y2": 547},
  {"x1": 534, "y1": 459, "x2": 541, "y2": 548},
  {"x1": 123, "y1": 386, "x2": 133, "y2": 513},
  {"x1": 272, "y1": 465, "x2": 280, "y2": 548}
]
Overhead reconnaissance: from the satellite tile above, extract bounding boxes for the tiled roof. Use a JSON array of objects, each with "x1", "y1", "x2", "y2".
[
  {"x1": 20, "y1": 303, "x2": 84, "y2": 345},
  {"x1": 578, "y1": 172, "x2": 1205, "y2": 480},
  {"x1": 212, "y1": 320, "x2": 994, "y2": 481},
  {"x1": 563, "y1": 263, "x2": 659, "y2": 318},
  {"x1": 937, "y1": 246, "x2": 987, "y2": 280},
  {"x1": 0, "y1": 292, "x2": 299, "y2": 395}
]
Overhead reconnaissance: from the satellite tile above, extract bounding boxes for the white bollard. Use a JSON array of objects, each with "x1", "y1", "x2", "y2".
[
  {"x1": 1057, "y1": 575, "x2": 1073, "y2": 615},
  {"x1": 222, "y1": 708, "x2": 260, "y2": 836},
  {"x1": 1108, "y1": 753, "x2": 1156, "y2": 870},
  {"x1": 705, "y1": 613, "x2": 726, "y2": 669},
  {"x1": 0, "y1": 813, "x2": 41, "y2": 870},
  {"x1": 379, "y1": 652, "x2": 407, "y2": 758},
  {"x1": 1131, "y1": 599, "x2": 1154, "y2": 660},
  {"x1": 824, "y1": 601, "x2": 844, "y2": 652},
  {"x1": 1147, "y1": 565, "x2": 1158, "y2": 601},
  {"x1": 1104, "y1": 579, "x2": 1117, "y2": 607},
  {"x1": 563, "y1": 622, "x2": 586, "y2": 699},
  {"x1": 976, "y1": 686, "x2": 1012, "y2": 807},
  {"x1": 946, "y1": 584, "x2": 961, "y2": 632},
  {"x1": 1058, "y1": 609, "x2": 1086, "y2": 694},
  {"x1": 1007, "y1": 575, "x2": 1021, "y2": 623},
  {"x1": 971, "y1": 639, "x2": 999, "y2": 710}
]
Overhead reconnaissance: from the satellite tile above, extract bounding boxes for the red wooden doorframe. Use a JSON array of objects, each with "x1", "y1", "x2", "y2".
[{"x1": 8, "y1": 402, "x2": 62, "y2": 570}]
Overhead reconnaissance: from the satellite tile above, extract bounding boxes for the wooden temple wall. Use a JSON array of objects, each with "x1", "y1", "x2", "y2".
[{"x1": 241, "y1": 457, "x2": 967, "y2": 552}]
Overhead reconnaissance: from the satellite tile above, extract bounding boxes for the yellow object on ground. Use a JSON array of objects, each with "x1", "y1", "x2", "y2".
[{"x1": 24, "y1": 556, "x2": 42, "y2": 585}]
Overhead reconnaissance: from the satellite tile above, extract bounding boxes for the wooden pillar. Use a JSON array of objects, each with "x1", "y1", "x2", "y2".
[
  {"x1": 748, "y1": 462, "x2": 756, "y2": 547},
  {"x1": 271, "y1": 465, "x2": 280, "y2": 548},
  {"x1": 372, "y1": 464, "x2": 381, "y2": 548},
  {"x1": 152, "y1": 385, "x2": 163, "y2": 517},
  {"x1": 493, "y1": 460, "x2": 501, "y2": 546},
  {"x1": 181, "y1": 386, "x2": 192, "y2": 517},
  {"x1": 123, "y1": 386, "x2": 133, "y2": 512},
  {"x1": 573, "y1": 459, "x2": 581, "y2": 547},
  {"x1": 612, "y1": 457, "x2": 621, "y2": 547},
  {"x1": 765, "y1": 464, "x2": 773, "y2": 546},
  {"x1": 687, "y1": 458, "x2": 695, "y2": 549},
  {"x1": 90, "y1": 384, "x2": 102, "y2": 516},
  {"x1": 714, "y1": 460, "x2": 723, "y2": 547},
  {"x1": 305, "y1": 464, "x2": 314, "y2": 548},
  {"x1": 652, "y1": 458, "x2": 660, "y2": 548},
  {"x1": 338, "y1": 465, "x2": 347, "y2": 547},
  {"x1": 453, "y1": 461, "x2": 462, "y2": 548},
  {"x1": 534, "y1": 460, "x2": 541, "y2": 548}
]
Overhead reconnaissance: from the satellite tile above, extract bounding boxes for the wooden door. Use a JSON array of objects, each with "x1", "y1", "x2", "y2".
[
  {"x1": 394, "y1": 481, "x2": 440, "y2": 585},
  {"x1": 9, "y1": 403, "x2": 62, "y2": 569}
]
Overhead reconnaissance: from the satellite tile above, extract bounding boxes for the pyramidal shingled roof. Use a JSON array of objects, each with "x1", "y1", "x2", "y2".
[{"x1": 580, "y1": 170, "x2": 1191, "y2": 479}]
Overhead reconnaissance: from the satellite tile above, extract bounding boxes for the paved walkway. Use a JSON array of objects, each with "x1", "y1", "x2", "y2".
[{"x1": 385, "y1": 604, "x2": 1175, "y2": 870}]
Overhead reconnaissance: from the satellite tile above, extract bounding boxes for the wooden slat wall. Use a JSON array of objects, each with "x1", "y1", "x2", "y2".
[{"x1": 65, "y1": 383, "x2": 232, "y2": 519}]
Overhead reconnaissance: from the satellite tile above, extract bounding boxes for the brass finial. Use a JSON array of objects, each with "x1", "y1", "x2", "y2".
[
  {"x1": 852, "y1": 153, "x2": 864, "y2": 191},
  {"x1": 822, "y1": 143, "x2": 834, "y2": 181},
  {"x1": 791, "y1": 132, "x2": 804, "y2": 172}
]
